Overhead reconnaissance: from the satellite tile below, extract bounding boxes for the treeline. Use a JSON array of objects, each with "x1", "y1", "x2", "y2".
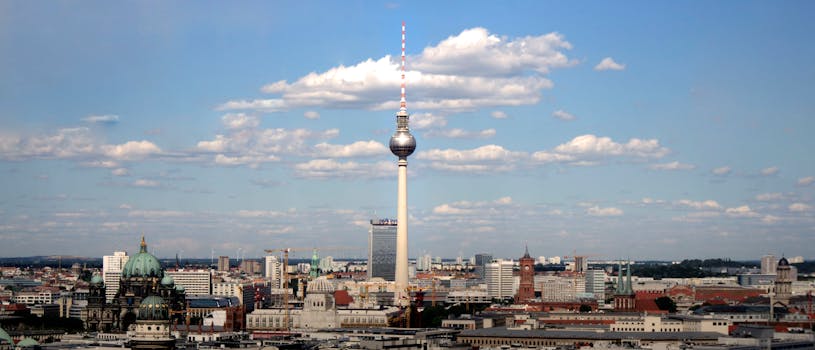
[{"x1": 632, "y1": 259, "x2": 757, "y2": 279}]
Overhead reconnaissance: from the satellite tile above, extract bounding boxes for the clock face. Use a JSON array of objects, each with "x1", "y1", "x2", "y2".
[{"x1": 524, "y1": 265, "x2": 530, "y2": 271}]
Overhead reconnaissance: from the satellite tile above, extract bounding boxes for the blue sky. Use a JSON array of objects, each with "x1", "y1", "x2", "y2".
[{"x1": 1, "y1": 1, "x2": 813, "y2": 261}]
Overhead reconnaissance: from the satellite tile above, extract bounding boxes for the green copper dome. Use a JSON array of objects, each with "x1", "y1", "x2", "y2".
[
  {"x1": 138, "y1": 295, "x2": 168, "y2": 320},
  {"x1": 122, "y1": 236, "x2": 163, "y2": 278},
  {"x1": 175, "y1": 285, "x2": 185, "y2": 292},
  {"x1": 0, "y1": 327, "x2": 13, "y2": 348},
  {"x1": 160, "y1": 274, "x2": 174, "y2": 286},
  {"x1": 16, "y1": 337, "x2": 39, "y2": 347},
  {"x1": 90, "y1": 274, "x2": 104, "y2": 285}
]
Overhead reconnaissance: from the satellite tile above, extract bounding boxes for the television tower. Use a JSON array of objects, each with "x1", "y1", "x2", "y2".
[{"x1": 389, "y1": 21, "x2": 416, "y2": 307}]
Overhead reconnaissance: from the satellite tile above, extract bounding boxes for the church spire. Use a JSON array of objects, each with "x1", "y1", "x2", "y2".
[
  {"x1": 616, "y1": 260, "x2": 624, "y2": 294},
  {"x1": 625, "y1": 259, "x2": 634, "y2": 295},
  {"x1": 523, "y1": 244, "x2": 531, "y2": 259}
]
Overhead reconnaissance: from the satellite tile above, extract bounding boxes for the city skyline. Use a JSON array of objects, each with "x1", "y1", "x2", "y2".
[{"x1": 1, "y1": 2, "x2": 814, "y2": 260}]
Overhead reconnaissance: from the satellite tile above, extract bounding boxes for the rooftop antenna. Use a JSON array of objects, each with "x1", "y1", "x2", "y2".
[{"x1": 400, "y1": 21, "x2": 407, "y2": 111}]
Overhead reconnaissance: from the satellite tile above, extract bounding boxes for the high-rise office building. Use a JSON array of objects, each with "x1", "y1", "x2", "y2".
[
  {"x1": 264, "y1": 255, "x2": 282, "y2": 287},
  {"x1": 761, "y1": 254, "x2": 777, "y2": 275},
  {"x1": 218, "y1": 256, "x2": 230, "y2": 272},
  {"x1": 102, "y1": 251, "x2": 129, "y2": 303},
  {"x1": 485, "y1": 259, "x2": 514, "y2": 300},
  {"x1": 165, "y1": 269, "x2": 212, "y2": 295},
  {"x1": 585, "y1": 269, "x2": 606, "y2": 301},
  {"x1": 474, "y1": 253, "x2": 493, "y2": 279},
  {"x1": 368, "y1": 219, "x2": 397, "y2": 281},
  {"x1": 574, "y1": 256, "x2": 588, "y2": 273}
]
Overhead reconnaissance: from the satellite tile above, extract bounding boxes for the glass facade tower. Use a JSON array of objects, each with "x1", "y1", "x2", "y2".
[{"x1": 368, "y1": 219, "x2": 397, "y2": 281}]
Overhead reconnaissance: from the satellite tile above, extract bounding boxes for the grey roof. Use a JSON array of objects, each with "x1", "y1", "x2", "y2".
[{"x1": 459, "y1": 327, "x2": 722, "y2": 341}]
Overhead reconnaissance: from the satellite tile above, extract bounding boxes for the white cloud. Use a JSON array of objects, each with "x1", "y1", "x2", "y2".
[
  {"x1": 649, "y1": 161, "x2": 696, "y2": 171},
  {"x1": 219, "y1": 27, "x2": 576, "y2": 113},
  {"x1": 675, "y1": 199, "x2": 721, "y2": 210},
  {"x1": 725, "y1": 205, "x2": 760, "y2": 218},
  {"x1": 312, "y1": 140, "x2": 388, "y2": 158},
  {"x1": 303, "y1": 111, "x2": 320, "y2": 120},
  {"x1": 293, "y1": 159, "x2": 393, "y2": 179},
  {"x1": 755, "y1": 193, "x2": 783, "y2": 201},
  {"x1": 195, "y1": 127, "x2": 339, "y2": 167},
  {"x1": 552, "y1": 109, "x2": 576, "y2": 121},
  {"x1": 132, "y1": 179, "x2": 160, "y2": 188},
  {"x1": 416, "y1": 145, "x2": 526, "y2": 163},
  {"x1": 81, "y1": 160, "x2": 120, "y2": 168},
  {"x1": 82, "y1": 114, "x2": 120, "y2": 124},
  {"x1": 760, "y1": 166, "x2": 779, "y2": 176},
  {"x1": 789, "y1": 203, "x2": 812, "y2": 212},
  {"x1": 221, "y1": 113, "x2": 260, "y2": 130},
  {"x1": 423, "y1": 128, "x2": 496, "y2": 139},
  {"x1": 797, "y1": 176, "x2": 814, "y2": 186},
  {"x1": 587, "y1": 206, "x2": 623, "y2": 216},
  {"x1": 432, "y1": 197, "x2": 515, "y2": 215},
  {"x1": 410, "y1": 112, "x2": 448, "y2": 130},
  {"x1": 491, "y1": 111, "x2": 508, "y2": 119},
  {"x1": 102, "y1": 140, "x2": 162, "y2": 160},
  {"x1": 594, "y1": 57, "x2": 626, "y2": 71},
  {"x1": 762, "y1": 215, "x2": 781, "y2": 224},
  {"x1": 532, "y1": 134, "x2": 669, "y2": 165},
  {"x1": 712, "y1": 166, "x2": 731, "y2": 176},
  {"x1": 111, "y1": 168, "x2": 130, "y2": 177}
]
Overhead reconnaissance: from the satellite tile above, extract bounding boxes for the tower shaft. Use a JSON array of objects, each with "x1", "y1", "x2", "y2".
[{"x1": 395, "y1": 159, "x2": 409, "y2": 305}]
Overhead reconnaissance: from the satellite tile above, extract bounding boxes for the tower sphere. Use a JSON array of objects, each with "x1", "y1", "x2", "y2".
[{"x1": 389, "y1": 110, "x2": 415, "y2": 158}]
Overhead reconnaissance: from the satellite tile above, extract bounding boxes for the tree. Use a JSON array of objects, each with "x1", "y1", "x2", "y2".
[
  {"x1": 579, "y1": 304, "x2": 592, "y2": 313},
  {"x1": 654, "y1": 296, "x2": 677, "y2": 313}
]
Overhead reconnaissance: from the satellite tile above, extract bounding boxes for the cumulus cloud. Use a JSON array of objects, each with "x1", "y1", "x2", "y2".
[
  {"x1": 725, "y1": 205, "x2": 760, "y2": 218},
  {"x1": 594, "y1": 57, "x2": 626, "y2": 71},
  {"x1": 102, "y1": 140, "x2": 162, "y2": 160},
  {"x1": 552, "y1": 109, "x2": 576, "y2": 121},
  {"x1": 491, "y1": 111, "x2": 508, "y2": 119},
  {"x1": 587, "y1": 206, "x2": 623, "y2": 216},
  {"x1": 755, "y1": 193, "x2": 783, "y2": 201},
  {"x1": 410, "y1": 112, "x2": 448, "y2": 130},
  {"x1": 797, "y1": 176, "x2": 814, "y2": 186},
  {"x1": 533, "y1": 134, "x2": 669, "y2": 165},
  {"x1": 312, "y1": 140, "x2": 388, "y2": 158},
  {"x1": 111, "y1": 168, "x2": 130, "y2": 177},
  {"x1": 649, "y1": 161, "x2": 696, "y2": 171},
  {"x1": 432, "y1": 197, "x2": 514, "y2": 215},
  {"x1": 293, "y1": 159, "x2": 393, "y2": 179},
  {"x1": 221, "y1": 113, "x2": 260, "y2": 130},
  {"x1": 82, "y1": 114, "x2": 120, "y2": 124},
  {"x1": 219, "y1": 27, "x2": 576, "y2": 113},
  {"x1": 417, "y1": 144, "x2": 525, "y2": 173},
  {"x1": 132, "y1": 179, "x2": 160, "y2": 188},
  {"x1": 712, "y1": 166, "x2": 731, "y2": 176},
  {"x1": 195, "y1": 127, "x2": 338, "y2": 167},
  {"x1": 303, "y1": 111, "x2": 320, "y2": 120},
  {"x1": 423, "y1": 128, "x2": 496, "y2": 139},
  {"x1": 675, "y1": 199, "x2": 721, "y2": 210},
  {"x1": 789, "y1": 203, "x2": 812, "y2": 212},
  {"x1": 760, "y1": 166, "x2": 779, "y2": 176}
]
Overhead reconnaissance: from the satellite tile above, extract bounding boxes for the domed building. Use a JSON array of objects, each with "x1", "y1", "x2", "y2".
[
  {"x1": 130, "y1": 296, "x2": 175, "y2": 350},
  {"x1": 0, "y1": 327, "x2": 13, "y2": 350},
  {"x1": 85, "y1": 236, "x2": 185, "y2": 333},
  {"x1": 775, "y1": 257, "x2": 793, "y2": 306},
  {"x1": 115, "y1": 237, "x2": 186, "y2": 331}
]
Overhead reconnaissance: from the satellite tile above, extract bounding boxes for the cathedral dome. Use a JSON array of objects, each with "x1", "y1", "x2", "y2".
[
  {"x1": 90, "y1": 274, "x2": 104, "y2": 285},
  {"x1": 122, "y1": 236, "x2": 163, "y2": 278},
  {"x1": 778, "y1": 257, "x2": 789, "y2": 267},
  {"x1": 138, "y1": 295, "x2": 168, "y2": 320},
  {"x1": 308, "y1": 277, "x2": 335, "y2": 294},
  {"x1": 0, "y1": 327, "x2": 13, "y2": 348},
  {"x1": 16, "y1": 338, "x2": 39, "y2": 348},
  {"x1": 160, "y1": 274, "x2": 174, "y2": 287}
]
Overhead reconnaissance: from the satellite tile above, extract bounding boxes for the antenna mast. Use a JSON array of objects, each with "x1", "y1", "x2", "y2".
[{"x1": 400, "y1": 21, "x2": 406, "y2": 111}]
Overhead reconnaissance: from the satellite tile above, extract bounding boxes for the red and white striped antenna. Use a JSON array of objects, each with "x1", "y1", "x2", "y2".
[{"x1": 400, "y1": 21, "x2": 407, "y2": 111}]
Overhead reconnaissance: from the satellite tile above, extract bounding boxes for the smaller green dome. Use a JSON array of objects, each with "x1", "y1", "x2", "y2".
[
  {"x1": 160, "y1": 274, "x2": 174, "y2": 286},
  {"x1": 16, "y1": 338, "x2": 39, "y2": 347},
  {"x1": 138, "y1": 296, "x2": 168, "y2": 320},
  {"x1": 175, "y1": 285, "x2": 185, "y2": 292},
  {"x1": 0, "y1": 327, "x2": 13, "y2": 347},
  {"x1": 90, "y1": 274, "x2": 104, "y2": 285}
]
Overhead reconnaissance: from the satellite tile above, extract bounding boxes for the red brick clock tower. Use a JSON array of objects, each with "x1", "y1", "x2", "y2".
[{"x1": 516, "y1": 246, "x2": 536, "y2": 303}]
